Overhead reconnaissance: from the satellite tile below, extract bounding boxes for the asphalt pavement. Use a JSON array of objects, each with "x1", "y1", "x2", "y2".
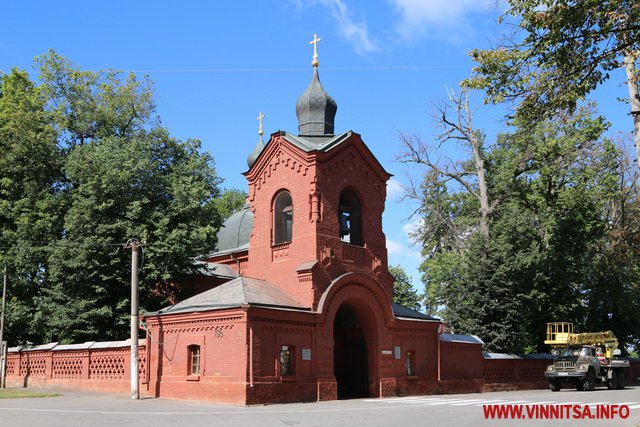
[{"x1": 0, "y1": 387, "x2": 638, "y2": 427}]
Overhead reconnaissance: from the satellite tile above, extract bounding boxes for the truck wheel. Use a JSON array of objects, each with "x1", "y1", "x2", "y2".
[
  {"x1": 549, "y1": 381, "x2": 561, "y2": 392},
  {"x1": 607, "y1": 371, "x2": 618, "y2": 390},
  {"x1": 582, "y1": 370, "x2": 596, "y2": 391},
  {"x1": 617, "y1": 372, "x2": 626, "y2": 390}
]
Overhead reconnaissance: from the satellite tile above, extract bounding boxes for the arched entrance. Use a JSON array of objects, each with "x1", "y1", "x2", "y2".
[{"x1": 333, "y1": 303, "x2": 369, "y2": 399}]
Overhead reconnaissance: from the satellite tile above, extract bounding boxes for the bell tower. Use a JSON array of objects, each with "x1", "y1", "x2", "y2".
[{"x1": 243, "y1": 36, "x2": 392, "y2": 309}]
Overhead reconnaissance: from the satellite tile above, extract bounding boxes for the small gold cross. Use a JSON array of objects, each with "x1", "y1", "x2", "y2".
[
  {"x1": 257, "y1": 111, "x2": 265, "y2": 138},
  {"x1": 310, "y1": 34, "x2": 321, "y2": 67}
]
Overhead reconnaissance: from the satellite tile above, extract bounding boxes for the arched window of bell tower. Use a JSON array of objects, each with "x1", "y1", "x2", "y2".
[
  {"x1": 273, "y1": 190, "x2": 293, "y2": 244},
  {"x1": 338, "y1": 189, "x2": 362, "y2": 246}
]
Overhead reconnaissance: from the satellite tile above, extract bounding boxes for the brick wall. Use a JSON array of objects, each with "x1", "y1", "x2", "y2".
[
  {"x1": 5, "y1": 340, "x2": 147, "y2": 394},
  {"x1": 243, "y1": 133, "x2": 393, "y2": 309},
  {"x1": 437, "y1": 341, "x2": 485, "y2": 394},
  {"x1": 7, "y1": 336, "x2": 638, "y2": 401},
  {"x1": 483, "y1": 357, "x2": 640, "y2": 391},
  {"x1": 483, "y1": 358, "x2": 549, "y2": 391},
  {"x1": 142, "y1": 308, "x2": 251, "y2": 404}
]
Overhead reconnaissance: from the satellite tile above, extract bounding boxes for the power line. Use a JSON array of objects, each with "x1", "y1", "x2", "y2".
[
  {"x1": 127, "y1": 65, "x2": 468, "y2": 73},
  {"x1": 19, "y1": 65, "x2": 469, "y2": 77},
  {"x1": 0, "y1": 241, "x2": 149, "y2": 252}
]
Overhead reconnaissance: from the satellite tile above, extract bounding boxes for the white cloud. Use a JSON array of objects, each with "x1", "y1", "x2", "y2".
[
  {"x1": 294, "y1": 0, "x2": 378, "y2": 56},
  {"x1": 402, "y1": 216, "x2": 423, "y2": 244},
  {"x1": 386, "y1": 238, "x2": 403, "y2": 256},
  {"x1": 322, "y1": 0, "x2": 378, "y2": 55},
  {"x1": 386, "y1": 178, "x2": 404, "y2": 201},
  {"x1": 387, "y1": 0, "x2": 498, "y2": 43},
  {"x1": 386, "y1": 238, "x2": 421, "y2": 261}
]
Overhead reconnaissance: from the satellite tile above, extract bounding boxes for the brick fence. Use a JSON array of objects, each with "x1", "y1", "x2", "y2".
[
  {"x1": 4, "y1": 339, "x2": 148, "y2": 394},
  {"x1": 4, "y1": 341, "x2": 639, "y2": 397},
  {"x1": 483, "y1": 357, "x2": 640, "y2": 391},
  {"x1": 483, "y1": 358, "x2": 551, "y2": 391}
]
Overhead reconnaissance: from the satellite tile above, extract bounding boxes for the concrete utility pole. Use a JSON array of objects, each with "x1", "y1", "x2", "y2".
[
  {"x1": 125, "y1": 239, "x2": 141, "y2": 400},
  {"x1": 0, "y1": 265, "x2": 7, "y2": 389}
]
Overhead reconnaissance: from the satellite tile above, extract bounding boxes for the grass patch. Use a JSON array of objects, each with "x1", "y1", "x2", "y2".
[{"x1": 0, "y1": 389, "x2": 61, "y2": 399}]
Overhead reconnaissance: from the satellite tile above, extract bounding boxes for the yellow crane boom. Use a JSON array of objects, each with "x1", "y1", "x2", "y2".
[{"x1": 544, "y1": 322, "x2": 619, "y2": 359}]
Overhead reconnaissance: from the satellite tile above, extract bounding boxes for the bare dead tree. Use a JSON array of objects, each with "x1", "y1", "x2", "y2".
[
  {"x1": 398, "y1": 88, "x2": 496, "y2": 238},
  {"x1": 605, "y1": 133, "x2": 640, "y2": 230}
]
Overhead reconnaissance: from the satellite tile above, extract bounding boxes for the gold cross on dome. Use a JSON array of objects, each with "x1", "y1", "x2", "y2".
[
  {"x1": 257, "y1": 111, "x2": 265, "y2": 138},
  {"x1": 310, "y1": 34, "x2": 321, "y2": 67}
]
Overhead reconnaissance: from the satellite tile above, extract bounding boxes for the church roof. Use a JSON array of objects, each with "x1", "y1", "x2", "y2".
[
  {"x1": 281, "y1": 130, "x2": 352, "y2": 153},
  {"x1": 213, "y1": 204, "x2": 253, "y2": 255},
  {"x1": 191, "y1": 261, "x2": 239, "y2": 278},
  {"x1": 440, "y1": 333, "x2": 484, "y2": 345},
  {"x1": 246, "y1": 131, "x2": 352, "y2": 170},
  {"x1": 147, "y1": 276, "x2": 310, "y2": 316},
  {"x1": 392, "y1": 303, "x2": 438, "y2": 321}
]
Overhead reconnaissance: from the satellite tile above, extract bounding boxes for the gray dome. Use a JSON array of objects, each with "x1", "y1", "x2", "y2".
[
  {"x1": 215, "y1": 205, "x2": 254, "y2": 253},
  {"x1": 295, "y1": 68, "x2": 337, "y2": 136},
  {"x1": 247, "y1": 138, "x2": 266, "y2": 168}
]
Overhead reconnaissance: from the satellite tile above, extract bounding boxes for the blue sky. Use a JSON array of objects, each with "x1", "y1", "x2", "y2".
[{"x1": 1, "y1": 1, "x2": 633, "y2": 299}]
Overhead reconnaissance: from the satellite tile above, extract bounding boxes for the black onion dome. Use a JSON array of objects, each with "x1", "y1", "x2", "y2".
[{"x1": 295, "y1": 68, "x2": 337, "y2": 136}]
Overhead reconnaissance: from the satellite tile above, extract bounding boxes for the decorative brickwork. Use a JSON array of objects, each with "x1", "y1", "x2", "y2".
[
  {"x1": 6, "y1": 358, "x2": 16, "y2": 376},
  {"x1": 5, "y1": 342, "x2": 147, "y2": 394},
  {"x1": 483, "y1": 359, "x2": 557, "y2": 391},
  {"x1": 518, "y1": 363, "x2": 547, "y2": 382},
  {"x1": 7, "y1": 340, "x2": 635, "y2": 399},
  {"x1": 138, "y1": 352, "x2": 147, "y2": 377},
  {"x1": 89, "y1": 354, "x2": 126, "y2": 380},
  {"x1": 18, "y1": 355, "x2": 47, "y2": 377},
  {"x1": 271, "y1": 243, "x2": 290, "y2": 261},
  {"x1": 52, "y1": 355, "x2": 84, "y2": 379},
  {"x1": 342, "y1": 244, "x2": 364, "y2": 263},
  {"x1": 484, "y1": 364, "x2": 514, "y2": 383}
]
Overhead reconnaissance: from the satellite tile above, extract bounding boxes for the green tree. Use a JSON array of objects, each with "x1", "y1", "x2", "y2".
[
  {"x1": 408, "y1": 101, "x2": 638, "y2": 353},
  {"x1": 0, "y1": 52, "x2": 225, "y2": 344},
  {"x1": 582, "y1": 138, "x2": 640, "y2": 353},
  {"x1": 0, "y1": 69, "x2": 63, "y2": 343},
  {"x1": 214, "y1": 188, "x2": 248, "y2": 220},
  {"x1": 37, "y1": 133, "x2": 221, "y2": 342},
  {"x1": 36, "y1": 50, "x2": 156, "y2": 148},
  {"x1": 465, "y1": 0, "x2": 640, "y2": 168},
  {"x1": 389, "y1": 265, "x2": 422, "y2": 311}
]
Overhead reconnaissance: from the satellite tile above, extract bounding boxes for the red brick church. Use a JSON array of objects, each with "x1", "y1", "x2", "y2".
[
  {"x1": 137, "y1": 53, "x2": 484, "y2": 404},
  {"x1": 9, "y1": 45, "x2": 640, "y2": 399}
]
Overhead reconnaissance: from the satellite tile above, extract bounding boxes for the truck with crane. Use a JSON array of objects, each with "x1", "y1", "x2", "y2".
[{"x1": 543, "y1": 322, "x2": 630, "y2": 392}]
